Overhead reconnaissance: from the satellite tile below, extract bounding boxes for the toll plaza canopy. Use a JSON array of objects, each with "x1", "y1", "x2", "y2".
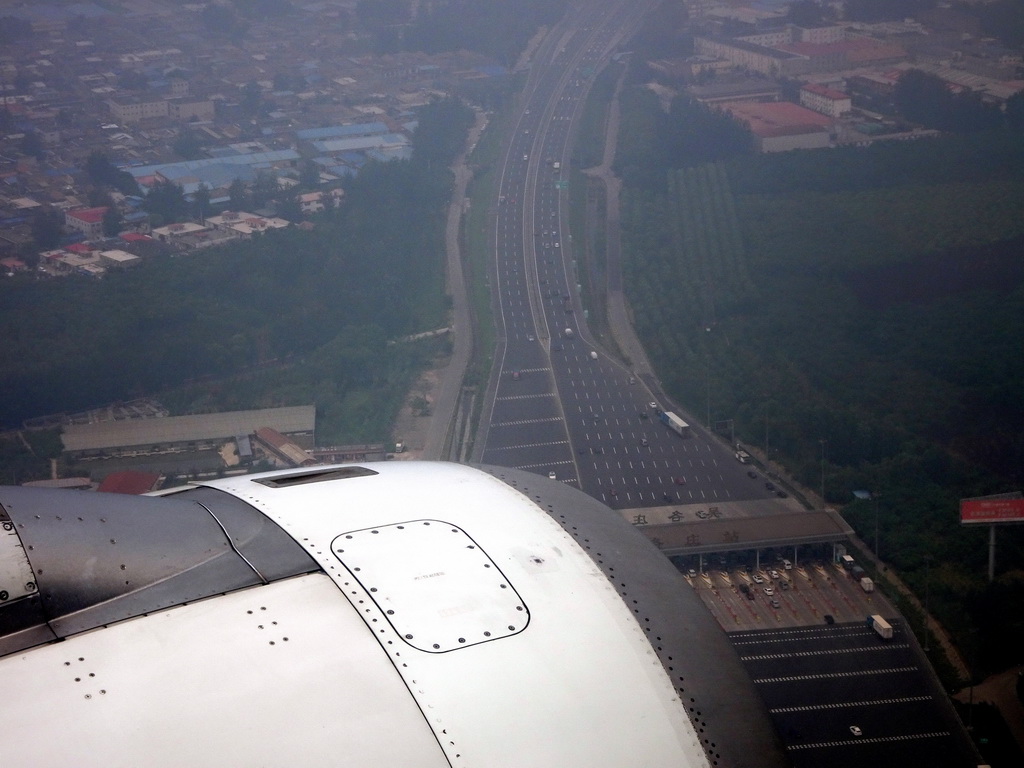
[{"x1": 637, "y1": 509, "x2": 854, "y2": 557}]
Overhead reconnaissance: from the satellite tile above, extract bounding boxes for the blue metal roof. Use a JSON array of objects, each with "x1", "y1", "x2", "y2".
[{"x1": 296, "y1": 122, "x2": 389, "y2": 141}]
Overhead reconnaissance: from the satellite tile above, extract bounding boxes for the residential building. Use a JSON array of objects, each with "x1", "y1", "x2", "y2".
[
  {"x1": 108, "y1": 97, "x2": 169, "y2": 124},
  {"x1": 65, "y1": 207, "x2": 109, "y2": 239},
  {"x1": 800, "y1": 84, "x2": 852, "y2": 117}
]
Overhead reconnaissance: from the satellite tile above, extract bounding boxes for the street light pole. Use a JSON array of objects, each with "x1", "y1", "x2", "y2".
[
  {"x1": 924, "y1": 555, "x2": 931, "y2": 652},
  {"x1": 705, "y1": 360, "x2": 711, "y2": 429},
  {"x1": 819, "y1": 439, "x2": 827, "y2": 508},
  {"x1": 874, "y1": 493, "x2": 880, "y2": 559}
]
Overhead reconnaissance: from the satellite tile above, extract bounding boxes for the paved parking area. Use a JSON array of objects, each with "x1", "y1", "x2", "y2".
[{"x1": 729, "y1": 620, "x2": 979, "y2": 768}]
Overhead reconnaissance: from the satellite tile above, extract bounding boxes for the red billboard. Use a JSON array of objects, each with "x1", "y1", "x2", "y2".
[{"x1": 960, "y1": 497, "x2": 1024, "y2": 525}]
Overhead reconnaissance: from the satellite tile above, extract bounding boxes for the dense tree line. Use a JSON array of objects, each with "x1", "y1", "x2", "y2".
[
  {"x1": 958, "y1": 0, "x2": 1024, "y2": 48},
  {"x1": 894, "y1": 69, "x2": 1004, "y2": 133},
  {"x1": 616, "y1": 88, "x2": 1024, "y2": 673},
  {"x1": 364, "y1": 0, "x2": 567, "y2": 64},
  {"x1": 0, "y1": 98, "x2": 474, "y2": 442},
  {"x1": 614, "y1": 87, "x2": 752, "y2": 192}
]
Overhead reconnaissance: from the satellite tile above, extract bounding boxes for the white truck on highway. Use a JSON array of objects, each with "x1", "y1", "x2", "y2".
[
  {"x1": 658, "y1": 411, "x2": 692, "y2": 438},
  {"x1": 860, "y1": 577, "x2": 875, "y2": 593},
  {"x1": 867, "y1": 614, "x2": 892, "y2": 639}
]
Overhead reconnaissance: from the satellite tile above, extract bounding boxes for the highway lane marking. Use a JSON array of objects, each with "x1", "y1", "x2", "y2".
[
  {"x1": 514, "y1": 460, "x2": 574, "y2": 470},
  {"x1": 732, "y1": 627, "x2": 880, "y2": 644},
  {"x1": 770, "y1": 695, "x2": 933, "y2": 714},
  {"x1": 787, "y1": 731, "x2": 951, "y2": 751},
  {"x1": 753, "y1": 666, "x2": 919, "y2": 684},
  {"x1": 742, "y1": 643, "x2": 911, "y2": 660},
  {"x1": 486, "y1": 440, "x2": 571, "y2": 451},
  {"x1": 496, "y1": 393, "x2": 557, "y2": 401},
  {"x1": 491, "y1": 416, "x2": 564, "y2": 427}
]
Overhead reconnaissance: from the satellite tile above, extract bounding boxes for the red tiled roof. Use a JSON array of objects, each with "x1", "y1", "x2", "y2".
[
  {"x1": 67, "y1": 206, "x2": 109, "y2": 224},
  {"x1": 802, "y1": 83, "x2": 849, "y2": 100},
  {"x1": 97, "y1": 470, "x2": 161, "y2": 495},
  {"x1": 724, "y1": 101, "x2": 833, "y2": 138}
]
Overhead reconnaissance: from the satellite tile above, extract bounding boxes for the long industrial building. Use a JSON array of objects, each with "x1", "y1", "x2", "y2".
[{"x1": 61, "y1": 405, "x2": 315, "y2": 461}]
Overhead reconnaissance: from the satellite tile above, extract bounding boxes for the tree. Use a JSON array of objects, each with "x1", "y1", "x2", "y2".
[
  {"x1": 0, "y1": 16, "x2": 33, "y2": 44},
  {"x1": 276, "y1": 189, "x2": 302, "y2": 222},
  {"x1": 192, "y1": 184, "x2": 212, "y2": 222},
  {"x1": 31, "y1": 208, "x2": 64, "y2": 249},
  {"x1": 102, "y1": 207, "x2": 124, "y2": 237},
  {"x1": 85, "y1": 151, "x2": 141, "y2": 196},
  {"x1": 241, "y1": 81, "x2": 263, "y2": 117},
  {"x1": 173, "y1": 130, "x2": 204, "y2": 160},
  {"x1": 19, "y1": 131, "x2": 44, "y2": 161},
  {"x1": 251, "y1": 173, "x2": 278, "y2": 208},
  {"x1": 201, "y1": 3, "x2": 244, "y2": 37},
  {"x1": 228, "y1": 178, "x2": 250, "y2": 211},
  {"x1": 299, "y1": 159, "x2": 320, "y2": 187},
  {"x1": 1005, "y1": 90, "x2": 1024, "y2": 132},
  {"x1": 118, "y1": 70, "x2": 149, "y2": 91},
  {"x1": 894, "y1": 69, "x2": 1002, "y2": 133},
  {"x1": 142, "y1": 180, "x2": 188, "y2": 223},
  {"x1": 787, "y1": 0, "x2": 827, "y2": 25}
]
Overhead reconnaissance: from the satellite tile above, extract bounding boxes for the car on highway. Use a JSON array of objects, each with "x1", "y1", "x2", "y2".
[
  {"x1": 747, "y1": 471, "x2": 758, "y2": 479},
  {"x1": 674, "y1": 476, "x2": 686, "y2": 485},
  {"x1": 607, "y1": 488, "x2": 618, "y2": 497},
  {"x1": 849, "y1": 726, "x2": 863, "y2": 737},
  {"x1": 769, "y1": 569, "x2": 780, "y2": 580},
  {"x1": 780, "y1": 580, "x2": 789, "y2": 590},
  {"x1": 648, "y1": 402, "x2": 657, "y2": 409},
  {"x1": 752, "y1": 573, "x2": 764, "y2": 584},
  {"x1": 548, "y1": 471, "x2": 557, "y2": 480},
  {"x1": 770, "y1": 599, "x2": 781, "y2": 609},
  {"x1": 762, "y1": 586, "x2": 774, "y2": 596},
  {"x1": 776, "y1": 490, "x2": 788, "y2": 498},
  {"x1": 512, "y1": 371, "x2": 520, "y2": 380},
  {"x1": 824, "y1": 614, "x2": 835, "y2": 624},
  {"x1": 765, "y1": 481, "x2": 775, "y2": 491},
  {"x1": 527, "y1": 334, "x2": 534, "y2": 342},
  {"x1": 641, "y1": 438, "x2": 649, "y2": 446}
]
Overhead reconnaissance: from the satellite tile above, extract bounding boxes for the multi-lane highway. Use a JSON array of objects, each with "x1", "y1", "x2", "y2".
[{"x1": 472, "y1": 1, "x2": 789, "y2": 516}]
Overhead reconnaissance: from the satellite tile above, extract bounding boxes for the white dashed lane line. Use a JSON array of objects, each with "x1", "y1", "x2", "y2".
[
  {"x1": 770, "y1": 695, "x2": 933, "y2": 714},
  {"x1": 740, "y1": 643, "x2": 911, "y2": 661},
  {"x1": 788, "y1": 731, "x2": 951, "y2": 751},
  {"x1": 753, "y1": 666, "x2": 919, "y2": 684}
]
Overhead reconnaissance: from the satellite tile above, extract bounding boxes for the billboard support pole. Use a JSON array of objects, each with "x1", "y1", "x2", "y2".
[{"x1": 989, "y1": 525, "x2": 996, "y2": 583}]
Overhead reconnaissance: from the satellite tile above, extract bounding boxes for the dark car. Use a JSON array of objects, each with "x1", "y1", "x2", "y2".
[
  {"x1": 765, "y1": 481, "x2": 775, "y2": 491},
  {"x1": 776, "y1": 490, "x2": 788, "y2": 498},
  {"x1": 824, "y1": 614, "x2": 835, "y2": 625},
  {"x1": 747, "y1": 471, "x2": 757, "y2": 479}
]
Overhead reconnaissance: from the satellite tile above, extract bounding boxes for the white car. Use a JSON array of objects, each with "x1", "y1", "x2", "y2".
[
  {"x1": 769, "y1": 569, "x2": 780, "y2": 579},
  {"x1": 849, "y1": 726, "x2": 863, "y2": 737},
  {"x1": 548, "y1": 471, "x2": 557, "y2": 480},
  {"x1": 752, "y1": 573, "x2": 764, "y2": 584},
  {"x1": 762, "y1": 586, "x2": 774, "y2": 596}
]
